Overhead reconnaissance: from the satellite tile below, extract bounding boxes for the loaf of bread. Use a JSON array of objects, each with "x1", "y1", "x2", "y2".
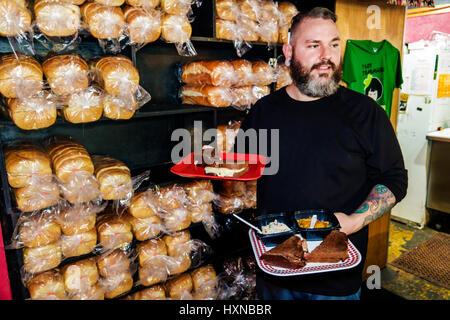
[
  {"x1": 127, "y1": 213, "x2": 162, "y2": 241},
  {"x1": 183, "y1": 180, "x2": 214, "y2": 206},
  {"x1": 258, "y1": 0, "x2": 279, "y2": 23},
  {"x1": 161, "y1": 14, "x2": 191, "y2": 43},
  {"x1": 7, "y1": 94, "x2": 57, "y2": 131},
  {"x1": 137, "y1": 238, "x2": 169, "y2": 286},
  {"x1": 102, "y1": 271, "x2": 133, "y2": 299},
  {"x1": 126, "y1": 0, "x2": 160, "y2": 8},
  {"x1": 162, "y1": 230, "x2": 190, "y2": 257},
  {"x1": 216, "y1": 0, "x2": 238, "y2": 21},
  {"x1": 181, "y1": 60, "x2": 235, "y2": 87},
  {"x1": 57, "y1": 204, "x2": 98, "y2": 235},
  {"x1": 237, "y1": 0, "x2": 259, "y2": 21},
  {"x1": 94, "y1": 0, "x2": 125, "y2": 6},
  {"x1": 4, "y1": 143, "x2": 52, "y2": 188},
  {"x1": 46, "y1": 139, "x2": 94, "y2": 184},
  {"x1": 71, "y1": 284, "x2": 105, "y2": 300},
  {"x1": 92, "y1": 155, "x2": 132, "y2": 200},
  {"x1": 189, "y1": 202, "x2": 213, "y2": 223},
  {"x1": 102, "y1": 93, "x2": 137, "y2": 120},
  {"x1": 138, "y1": 238, "x2": 167, "y2": 267},
  {"x1": 251, "y1": 85, "x2": 270, "y2": 103},
  {"x1": 131, "y1": 285, "x2": 166, "y2": 300},
  {"x1": 34, "y1": 0, "x2": 81, "y2": 37},
  {"x1": 165, "y1": 273, "x2": 193, "y2": 299},
  {"x1": 129, "y1": 189, "x2": 160, "y2": 219},
  {"x1": 61, "y1": 258, "x2": 99, "y2": 294},
  {"x1": 0, "y1": 54, "x2": 43, "y2": 99},
  {"x1": 23, "y1": 242, "x2": 62, "y2": 274},
  {"x1": 215, "y1": 18, "x2": 235, "y2": 40},
  {"x1": 278, "y1": 1, "x2": 298, "y2": 26},
  {"x1": 275, "y1": 64, "x2": 292, "y2": 90},
  {"x1": 230, "y1": 59, "x2": 253, "y2": 86},
  {"x1": 218, "y1": 180, "x2": 246, "y2": 197},
  {"x1": 62, "y1": 87, "x2": 103, "y2": 123},
  {"x1": 96, "y1": 212, "x2": 133, "y2": 250},
  {"x1": 214, "y1": 194, "x2": 244, "y2": 214},
  {"x1": 216, "y1": 120, "x2": 241, "y2": 153},
  {"x1": 93, "y1": 56, "x2": 139, "y2": 96},
  {"x1": 257, "y1": 21, "x2": 279, "y2": 43},
  {"x1": 236, "y1": 17, "x2": 258, "y2": 41},
  {"x1": 0, "y1": 0, "x2": 32, "y2": 37},
  {"x1": 162, "y1": 207, "x2": 191, "y2": 232},
  {"x1": 231, "y1": 86, "x2": 253, "y2": 107},
  {"x1": 27, "y1": 269, "x2": 67, "y2": 300},
  {"x1": 157, "y1": 184, "x2": 188, "y2": 211},
  {"x1": 182, "y1": 85, "x2": 233, "y2": 108},
  {"x1": 161, "y1": 0, "x2": 191, "y2": 15},
  {"x1": 13, "y1": 176, "x2": 60, "y2": 212},
  {"x1": 124, "y1": 6, "x2": 161, "y2": 44},
  {"x1": 58, "y1": 171, "x2": 101, "y2": 204},
  {"x1": 96, "y1": 249, "x2": 130, "y2": 277},
  {"x1": 42, "y1": 54, "x2": 89, "y2": 97},
  {"x1": 252, "y1": 61, "x2": 274, "y2": 86},
  {"x1": 60, "y1": 229, "x2": 98, "y2": 258},
  {"x1": 19, "y1": 211, "x2": 61, "y2": 248},
  {"x1": 190, "y1": 264, "x2": 216, "y2": 292},
  {"x1": 167, "y1": 253, "x2": 191, "y2": 275},
  {"x1": 81, "y1": 2, "x2": 125, "y2": 39}
]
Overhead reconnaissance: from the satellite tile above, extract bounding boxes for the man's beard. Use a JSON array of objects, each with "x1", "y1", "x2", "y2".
[{"x1": 290, "y1": 58, "x2": 342, "y2": 98}]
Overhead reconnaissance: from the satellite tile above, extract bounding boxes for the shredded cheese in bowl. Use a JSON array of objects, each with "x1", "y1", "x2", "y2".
[{"x1": 261, "y1": 220, "x2": 291, "y2": 234}]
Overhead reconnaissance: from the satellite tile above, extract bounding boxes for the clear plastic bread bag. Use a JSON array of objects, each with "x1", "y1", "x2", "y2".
[
  {"x1": 61, "y1": 85, "x2": 104, "y2": 124},
  {"x1": 95, "y1": 209, "x2": 134, "y2": 252},
  {"x1": 57, "y1": 171, "x2": 102, "y2": 204},
  {"x1": 33, "y1": 0, "x2": 83, "y2": 52},
  {"x1": 124, "y1": 6, "x2": 162, "y2": 51},
  {"x1": 160, "y1": 13, "x2": 196, "y2": 56},
  {"x1": 42, "y1": 54, "x2": 90, "y2": 97},
  {"x1": 7, "y1": 90, "x2": 59, "y2": 131},
  {"x1": 255, "y1": 0, "x2": 280, "y2": 48},
  {"x1": 57, "y1": 201, "x2": 106, "y2": 236},
  {"x1": 274, "y1": 55, "x2": 293, "y2": 90},
  {"x1": 181, "y1": 60, "x2": 236, "y2": 87},
  {"x1": 0, "y1": 0, "x2": 35, "y2": 55},
  {"x1": 80, "y1": 2, "x2": 128, "y2": 54},
  {"x1": 26, "y1": 268, "x2": 69, "y2": 300}
]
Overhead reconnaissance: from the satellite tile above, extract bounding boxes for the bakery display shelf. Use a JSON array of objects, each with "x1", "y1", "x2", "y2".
[{"x1": 190, "y1": 36, "x2": 284, "y2": 48}]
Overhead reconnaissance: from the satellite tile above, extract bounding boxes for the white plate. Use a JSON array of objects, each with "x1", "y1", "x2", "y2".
[{"x1": 249, "y1": 229, "x2": 362, "y2": 276}]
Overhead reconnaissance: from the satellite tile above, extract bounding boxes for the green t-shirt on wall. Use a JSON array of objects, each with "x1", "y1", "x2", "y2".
[{"x1": 342, "y1": 40, "x2": 403, "y2": 118}]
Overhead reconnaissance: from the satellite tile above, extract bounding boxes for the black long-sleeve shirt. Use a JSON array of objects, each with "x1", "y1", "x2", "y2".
[{"x1": 234, "y1": 86, "x2": 407, "y2": 296}]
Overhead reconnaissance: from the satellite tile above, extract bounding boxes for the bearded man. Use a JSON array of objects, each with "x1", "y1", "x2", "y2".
[{"x1": 234, "y1": 7, "x2": 407, "y2": 300}]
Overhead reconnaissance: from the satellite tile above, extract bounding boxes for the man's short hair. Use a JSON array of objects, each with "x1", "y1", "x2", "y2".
[{"x1": 289, "y1": 7, "x2": 337, "y2": 39}]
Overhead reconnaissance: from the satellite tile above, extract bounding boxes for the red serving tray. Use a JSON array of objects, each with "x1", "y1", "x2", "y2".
[{"x1": 170, "y1": 152, "x2": 267, "y2": 181}]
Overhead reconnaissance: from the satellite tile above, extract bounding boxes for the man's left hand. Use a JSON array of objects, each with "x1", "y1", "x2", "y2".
[{"x1": 334, "y1": 212, "x2": 364, "y2": 235}]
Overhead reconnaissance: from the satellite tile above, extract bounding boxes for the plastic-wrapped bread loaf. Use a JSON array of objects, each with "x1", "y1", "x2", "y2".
[
  {"x1": 163, "y1": 230, "x2": 190, "y2": 257},
  {"x1": 94, "y1": 56, "x2": 139, "y2": 96},
  {"x1": 137, "y1": 238, "x2": 169, "y2": 286},
  {"x1": 96, "y1": 211, "x2": 133, "y2": 250},
  {"x1": 236, "y1": 17, "x2": 258, "y2": 42},
  {"x1": 92, "y1": 155, "x2": 132, "y2": 200},
  {"x1": 7, "y1": 93, "x2": 57, "y2": 130},
  {"x1": 258, "y1": 0, "x2": 279, "y2": 23},
  {"x1": 18, "y1": 210, "x2": 61, "y2": 248},
  {"x1": 257, "y1": 20, "x2": 279, "y2": 43},
  {"x1": 61, "y1": 258, "x2": 99, "y2": 294},
  {"x1": 57, "y1": 204, "x2": 98, "y2": 235},
  {"x1": 160, "y1": 14, "x2": 192, "y2": 44},
  {"x1": 62, "y1": 86, "x2": 103, "y2": 123},
  {"x1": 237, "y1": 0, "x2": 259, "y2": 21},
  {"x1": 215, "y1": 19, "x2": 235, "y2": 40},
  {"x1": 81, "y1": 2, "x2": 125, "y2": 39},
  {"x1": 181, "y1": 60, "x2": 235, "y2": 87},
  {"x1": 251, "y1": 61, "x2": 274, "y2": 86},
  {"x1": 231, "y1": 59, "x2": 253, "y2": 86},
  {"x1": 102, "y1": 271, "x2": 133, "y2": 298},
  {"x1": 102, "y1": 93, "x2": 137, "y2": 120},
  {"x1": 60, "y1": 229, "x2": 98, "y2": 258},
  {"x1": 42, "y1": 54, "x2": 89, "y2": 97},
  {"x1": 127, "y1": 213, "x2": 162, "y2": 241},
  {"x1": 123, "y1": 6, "x2": 161, "y2": 44},
  {"x1": 27, "y1": 269, "x2": 68, "y2": 300},
  {"x1": 23, "y1": 242, "x2": 62, "y2": 274},
  {"x1": 131, "y1": 285, "x2": 166, "y2": 300},
  {"x1": 0, "y1": 0, "x2": 32, "y2": 37},
  {"x1": 126, "y1": 0, "x2": 160, "y2": 8},
  {"x1": 71, "y1": 284, "x2": 105, "y2": 300},
  {"x1": 129, "y1": 189, "x2": 160, "y2": 219},
  {"x1": 183, "y1": 180, "x2": 214, "y2": 206},
  {"x1": 34, "y1": 0, "x2": 81, "y2": 37},
  {"x1": 231, "y1": 86, "x2": 253, "y2": 107},
  {"x1": 182, "y1": 85, "x2": 233, "y2": 108},
  {"x1": 161, "y1": 0, "x2": 192, "y2": 15},
  {"x1": 4, "y1": 143, "x2": 52, "y2": 188},
  {"x1": 165, "y1": 273, "x2": 193, "y2": 299},
  {"x1": 216, "y1": 0, "x2": 238, "y2": 21},
  {"x1": 216, "y1": 120, "x2": 241, "y2": 153},
  {"x1": 278, "y1": 2, "x2": 298, "y2": 43},
  {"x1": 94, "y1": 0, "x2": 125, "y2": 6},
  {"x1": 275, "y1": 64, "x2": 292, "y2": 90},
  {"x1": 13, "y1": 176, "x2": 60, "y2": 212},
  {"x1": 190, "y1": 264, "x2": 216, "y2": 294},
  {"x1": 251, "y1": 85, "x2": 270, "y2": 104},
  {"x1": 0, "y1": 54, "x2": 43, "y2": 99},
  {"x1": 46, "y1": 138, "x2": 94, "y2": 184},
  {"x1": 96, "y1": 249, "x2": 130, "y2": 277}
]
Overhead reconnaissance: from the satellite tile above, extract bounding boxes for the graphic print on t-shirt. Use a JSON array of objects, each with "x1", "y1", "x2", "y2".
[{"x1": 364, "y1": 74, "x2": 385, "y2": 111}]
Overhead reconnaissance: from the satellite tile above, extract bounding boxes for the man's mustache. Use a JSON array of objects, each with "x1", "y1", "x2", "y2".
[{"x1": 310, "y1": 61, "x2": 336, "y2": 72}]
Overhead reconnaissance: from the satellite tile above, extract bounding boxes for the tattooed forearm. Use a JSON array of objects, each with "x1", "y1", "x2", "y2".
[{"x1": 354, "y1": 184, "x2": 396, "y2": 228}]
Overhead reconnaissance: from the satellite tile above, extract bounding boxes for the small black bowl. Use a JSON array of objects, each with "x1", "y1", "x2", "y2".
[
  {"x1": 254, "y1": 213, "x2": 297, "y2": 247},
  {"x1": 294, "y1": 209, "x2": 340, "y2": 241}
]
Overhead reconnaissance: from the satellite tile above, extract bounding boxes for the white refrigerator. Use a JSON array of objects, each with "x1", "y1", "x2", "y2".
[{"x1": 392, "y1": 34, "x2": 450, "y2": 228}]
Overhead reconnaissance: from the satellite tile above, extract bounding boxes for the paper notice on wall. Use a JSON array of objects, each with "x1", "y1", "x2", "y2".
[
  {"x1": 403, "y1": 51, "x2": 436, "y2": 95},
  {"x1": 437, "y1": 74, "x2": 450, "y2": 98}
]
